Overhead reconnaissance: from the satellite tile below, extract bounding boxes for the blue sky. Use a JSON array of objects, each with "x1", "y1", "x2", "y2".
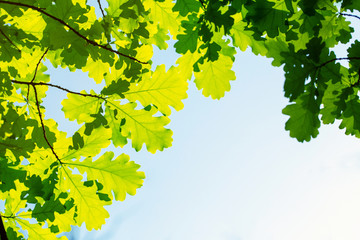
[
  {"x1": 45, "y1": 45, "x2": 360, "y2": 240},
  {"x1": 41, "y1": 3, "x2": 360, "y2": 240}
]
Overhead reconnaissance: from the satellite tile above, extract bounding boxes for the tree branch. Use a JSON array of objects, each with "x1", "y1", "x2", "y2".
[
  {"x1": 30, "y1": 49, "x2": 48, "y2": 84},
  {"x1": 0, "y1": 28, "x2": 21, "y2": 52},
  {"x1": 12, "y1": 80, "x2": 107, "y2": 101},
  {"x1": 97, "y1": 0, "x2": 106, "y2": 19},
  {"x1": 338, "y1": 12, "x2": 360, "y2": 21},
  {"x1": 199, "y1": 0, "x2": 206, "y2": 9},
  {"x1": 27, "y1": 48, "x2": 48, "y2": 101},
  {"x1": 0, "y1": 214, "x2": 8, "y2": 240},
  {"x1": 317, "y1": 57, "x2": 360, "y2": 68},
  {"x1": 0, "y1": 0, "x2": 148, "y2": 64},
  {"x1": 32, "y1": 85, "x2": 62, "y2": 164}
]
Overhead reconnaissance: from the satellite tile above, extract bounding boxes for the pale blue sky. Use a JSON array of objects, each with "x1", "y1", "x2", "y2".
[
  {"x1": 46, "y1": 45, "x2": 360, "y2": 240},
  {"x1": 41, "y1": 3, "x2": 360, "y2": 240}
]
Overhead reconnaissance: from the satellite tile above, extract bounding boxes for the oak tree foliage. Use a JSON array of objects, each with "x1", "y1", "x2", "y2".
[{"x1": 0, "y1": 0, "x2": 359, "y2": 239}]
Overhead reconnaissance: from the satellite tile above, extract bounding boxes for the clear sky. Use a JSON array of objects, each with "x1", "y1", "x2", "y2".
[
  {"x1": 45, "y1": 44, "x2": 360, "y2": 240},
  {"x1": 41, "y1": 4, "x2": 360, "y2": 240}
]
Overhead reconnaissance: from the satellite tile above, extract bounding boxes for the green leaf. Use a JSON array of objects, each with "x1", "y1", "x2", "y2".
[
  {"x1": 203, "y1": 42, "x2": 221, "y2": 61},
  {"x1": 104, "y1": 107, "x2": 128, "y2": 147},
  {"x1": 143, "y1": 0, "x2": 180, "y2": 36},
  {"x1": 61, "y1": 126, "x2": 111, "y2": 161},
  {"x1": 174, "y1": 30, "x2": 198, "y2": 54},
  {"x1": 82, "y1": 57, "x2": 111, "y2": 84},
  {"x1": 245, "y1": 0, "x2": 289, "y2": 38},
  {"x1": 17, "y1": 219, "x2": 67, "y2": 240},
  {"x1": 320, "y1": 82, "x2": 348, "y2": 124},
  {"x1": 230, "y1": 13, "x2": 267, "y2": 55},
  {"x1": 341, "y1": 0, "x2": 360, "y2": 11},
  {"x1": 194, "y1": 55, "x2": 236, "y2": 99},
  {"x1": 2, "y1": 0, "x2": 360, "y2": 237},
  {"x1": 347, "y1": 40, "x2": 360, "y2": 74},
  {"x1": 66, "y1": 151, "x2": 145, "y2": 201},
  {"x1": 125, "y1": 65, "x2": 188, "y2": 116},
  {"x1": 283, "y1": 92, "x2": 320, "y2": 142},
  {"x1": 0, "y1": 156, "x2": 27, "y2": 192},
  {"x1": 282, "y1": 45, "x2": 315, "y2": 101},
  {"x1": 31, "y1": 194, "x2": 67, "y2": 222},
  {"x1": 173, "y1": 0, "x2": 201, "y2": 16},
  {"x1": 339, "y1": 95, "x2": 360, "y2": 137},
  {"x1": 318, "y1": 12, "x2": 353, "y2": 48},
  {"x1": 58, "y1": 169, "x2": 110, "y2": 230},
  {"x1": 106, "y1": 101, "x2": 173, "y2": 153},
  {"x1": 101, "y1": 79, "x2": 130, "y2": 98},
  {"x1": 61, "y1": 90, "x2": 103, "y2": 124},
  {"x1": 204, "y1": 0, "x2": 234, "y2": 34}
]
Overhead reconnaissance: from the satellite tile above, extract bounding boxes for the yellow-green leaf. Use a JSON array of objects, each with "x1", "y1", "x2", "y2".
[
  {"x1": 67, "y1": 151, "x2": 145, "y2": 201},
  {"x1": 104, "y1": 106, "x2": 128, "y2": 147},
  {"x1": 17, "y1": 219, "x2": 67, "y2": 240},
  {"x1": 61, "y1": 91, "x2": 102, "y2": 124},
  {"x1": 61, "y1": 126, "x2": 111, "y2": 161},
  {"x1": 175, "y1": 51, "x2": 201, "y2": 80},
  {"x1": 230, "y1": 13, "x2": 267, "y2": 55},
  {"x1": 58, "y1": 168, "x2": 110, "y2": 230},
  {"x1": 10, "y1": 9, "x2": 46, "y2": 39},
  {"x1": 194, "y1": 55, "x2": 236, "y2": 99},
  {"x1": 125, "y1": 65, "x2": 188, "y2": 115},
  {"x1": 143, "y1": 0, "x2": 180, "y2": 36},
  {"x1": 107, "y1": 101, "x2": 173, "y2": 153},
  {"x1": 82, "y1": 57, "x2": 110, "y2": 84}
]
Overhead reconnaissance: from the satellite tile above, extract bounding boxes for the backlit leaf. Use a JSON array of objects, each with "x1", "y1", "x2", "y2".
[
  {"x1": 106, "y1": 101, "x2": 173, "y2": 153},
  {"x1": 66, "y1": 151, "x2": 145, "y2": 201},
  {"x1": 194, "y1": 55, "x2": 236, "y2": 99},
  {"x1": 125, "y1": 65, "x2": 188, "y2": 115}
]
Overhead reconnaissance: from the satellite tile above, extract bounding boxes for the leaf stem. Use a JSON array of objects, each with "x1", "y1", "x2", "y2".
[
  {"x1": 0, "y1": 28, "x2": 21, "y2": 52},
  {"x1": 32, "y1": 85, "x2": 62, "y2": 164},
  {"x1": 26, "y1": 48, "x2": 48, "y2": 101},
  {"x1": 12, "y1": 80, "x2": 107, "y2": 101},
  {"x1": 338, "y1": 12, "x2": 360, "y2": 21},
  {"x1": 97, "y1": 0, "x2": 106, "y2": 19},
  {"x1": 0, "y1": 1, "x2": 148, "y2": 64},
  {"x1": 199, "y1": 0, "x2": 206, "y2": 9},
  {"x1": 317, "y1": 57, "x2": 360, "y2": 68}
]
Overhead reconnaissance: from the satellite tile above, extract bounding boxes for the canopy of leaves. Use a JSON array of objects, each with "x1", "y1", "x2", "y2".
[{"x1": 0, "y1": 0, "x2": 360, "y2": 239}]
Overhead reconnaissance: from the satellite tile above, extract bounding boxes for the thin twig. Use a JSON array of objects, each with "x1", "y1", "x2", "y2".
[
  {"x1": 199, "y1": 0, "x2": 206, "y2": 9},
  {"x1": 0, "y1": 1, "x2": 148, "y2": 64},
  {"x1": 0, "y1": 28, "x2": 21, "y2": 52},
  {"x1": 30, "y1": 49, "x2": 48, "y2": 84},
  {"x1": 338, "y1": 12, "x2": 360, "y2": 21},
  {"x1": 12, "y1": 80, "x2": 107, "y2": 101},
  {"x1": 26, "y1": 49, "x2": 48, "y2": 101},
  {"x1": 32, "y1": 85, "x2": 62, "y2": 164},
  {"x1": 97, "y1": 0, "x2": 106, "y2": 19},
  {"x1": 317, "y1": 57, "x2": 360, "y2": 68}
]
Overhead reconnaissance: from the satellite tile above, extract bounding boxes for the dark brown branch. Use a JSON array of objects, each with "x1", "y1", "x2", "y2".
[
  {"x1": 317, "y1": 57, "x2": 360, "y2": 68},
  {"x1": 0, "y1": 1, "x2": 148, "y2": 64},
  {"x1": 0, "y1": 214, "x2": 8, "y2": 240},
  {"x1": 338, "y1": 12, "x2": 360, "y2": 21},
  {"x1": 97, "y1": 0, "x2": 106, "y2": 19},
  {"x1": 199, "y1": 0, "x2": 206, "y2": 9},
  {"x1": 12, "y1": 80, "x2": 107, "y2": 101},
  {"x1": 32, "y1": 85, "x2": 62, "y2": 164},
  {"x1": 27, "y1": 49, "x2": 48, "y2": 101},
  {"x1": 0, "y1": 28, "x2": 21, "y2": 52},
  {"x1": 30, "y1": 49, "x2": 48, "y2": 84}
]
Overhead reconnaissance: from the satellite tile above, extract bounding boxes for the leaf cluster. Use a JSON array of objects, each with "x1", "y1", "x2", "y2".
[{"x1": 0, "y1": 0, "x2": 360, "y2": 239}]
